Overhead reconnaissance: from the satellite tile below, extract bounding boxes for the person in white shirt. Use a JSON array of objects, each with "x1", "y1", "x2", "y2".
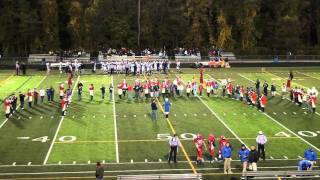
[
  {"x1": 256, "y1": 131, "x2": 267, "y2": 160},
  {"x1": 168, "y1": 134, "x2": 180, "y2": 163},
  {"x1": 39, "y1": 88, "x2": 45, "y2": 103}
]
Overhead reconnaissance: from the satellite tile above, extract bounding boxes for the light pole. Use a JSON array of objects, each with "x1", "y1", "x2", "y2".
[{"x1": 138, "y1": 0, "x2": 141, "y2": 48}]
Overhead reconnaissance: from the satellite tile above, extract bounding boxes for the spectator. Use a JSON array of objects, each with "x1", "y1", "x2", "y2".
[
  {"x1": 298, "y1": 159, "x2": 312, "y2": 171},
  {"x1": 168, "y1": 134, "x2": 180, "y2": 163},
  {"x1": 164, "y1": 98, "x2": 171, "y2": 118},
  {"x1": 151, "y1": 99, "x2": 157, "y2": 120},
  {"x1": 19, "y1": 92, "x2": 25, "y2": 110},
  {"x1": 222, "y1": 142, "x2": 232, "y2": 174},
  {"x1": 39, "y1": 88, "x2": 45, "y2": 103},
  {"x1": 256, "y1": 131, "x2": 267, "y2": 160},
  {"x1": 95, "y1": 162, "x2": 104, "y2": 180},
  {"x1": 15, "y1": 61, "x2": 20, "y2": 76},
  {"x1": 304, "y1": 147, "x2": 317, "y2": 170},
  {"x1": 238, "y1": 144, "x2": 250, "y2": 172},
  {"x1": 109, "y1": 83, "x2": 113, "y2": 101},
  {"x1": 248, "y1": 146, "x2": 259, "y2": 171}
]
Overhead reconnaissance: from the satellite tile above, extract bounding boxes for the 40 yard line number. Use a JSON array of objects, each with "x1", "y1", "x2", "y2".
[
  {"x1": 21, "y1": 136, "x2": 77, "y2": 143},
  {"x1": 275, "y1": 131, "x2": 319, "y2": 138}
]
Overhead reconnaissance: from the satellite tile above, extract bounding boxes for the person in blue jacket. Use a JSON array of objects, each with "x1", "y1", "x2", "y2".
[
  {"x1": 304, "y1": 147, "x2": 317, "y2": 170},
  {"x1": 164, "y1": 98, "x2": 171, "y2": 118},
  {"x1": 238, "y1": 144, "x2": 250, "y2": 172},
  {"x1": 298, "y1": 159, "x2": 312, "y2": 171},
  {"x1": 222, "y1": 142, "x2": 232, "y2": 174}
]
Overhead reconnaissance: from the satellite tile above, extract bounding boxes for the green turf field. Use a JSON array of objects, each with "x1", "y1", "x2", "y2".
[{"x1": 0, "y1": 67, "x2": 319, "y2": 180}]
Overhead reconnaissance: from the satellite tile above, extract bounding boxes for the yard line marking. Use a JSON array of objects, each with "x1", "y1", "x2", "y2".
[
  {"x1": 296, "y1": 71, "x2": 320, "y2": 81},
  {"x1": 155, "y1": 97, "x2": 197, "y2": 174},
  {"x1": 0, "y1": 73, "x2": 14, "y2": 86},
  {"x1": 148, "y1": 73, "x2": 197, "y2": 174},
  {"x1": 12, "y1": 162, "x2": 16, "y2": 166},
  {"x1": 43, "y1": 75, "x2": 80, "y2": 165},
  {"x1": 54, "y1": 136, "x2": 298, "y2": 144},
  {"x1": 17, "y1": 137, "x2": 30, "y2": 140},
  {"x1": 283, "y1": 156, "x2": 288, "y2": 159},
  {"x1": 270, "y1": 156, "x2": 274, "y2": 159},
  {"x1": 283, "y1": 112, "x2": 287, "y2": 115},
  {"x1": 111, "y1": 75, "x2": 119, "y2": 163},
  {"x1": 239, "y1": 73, "x2": 320, "y2": 150},
  {"x1": 27, "y1": 162, "x2": 32, "y2": 166},
  {"x1": 298, "y1": 156, "x2": 303, "y2": 159},
  {"x1": 198, "y1": 96, "x2": 248, "y2": 148},
  {"x1": 304, "y1": 111, "x2": 308, "y2": 114},
  {"x1": 273, "y1": 112, "x2": 277, "y2": 115},
  {"x1": 293, "y1": 112, "x2": 297, "y2": 115},
  {"x1": 203, "y1": 74, "x2": 248, "y2": 148},
  {"x1": 263, "y1": 112, "x2": 320, "y2": 152}
]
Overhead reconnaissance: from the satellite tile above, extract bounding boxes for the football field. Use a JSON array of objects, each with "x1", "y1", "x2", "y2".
[{"x1": 0, "y1": 67, "x2": 319, "y2": 179}]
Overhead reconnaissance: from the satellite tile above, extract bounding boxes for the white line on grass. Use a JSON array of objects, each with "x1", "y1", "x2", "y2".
[
  {"x1": 43, "y1": 75, "x2": 80, "y2": 165},
  {"x1": 198, "y1": 95, "x2": 248, "y2": 147},
  {"x1": 111, "y1": 75, "x2": 119, "y2": 163},
  {"x1": 238, "y1": 73, "x2": 320, "y2": 152},
  {"x1": 0, "y1": 75, "x2": 48, "y2": 129},
  {"x1": 201, "y1": 74, "x2": 248, "y2": 147}
]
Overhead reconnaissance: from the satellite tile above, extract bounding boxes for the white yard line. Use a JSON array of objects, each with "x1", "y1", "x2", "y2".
[
  {"x1": 111, "y1": 75, "x2": 119, "y2": 163},
  {"x1": 0, "y1": 75, "x2": 48, "y2": 129},
  {"x1": 179, "y1": 74, "x2": 248, "y2": 148},
  {"x1": 238, "y1": 73, "x2": 320, "y2": 152},
  {"x1": 43, "y1": 75, "x2": 80, "y2": 165}
]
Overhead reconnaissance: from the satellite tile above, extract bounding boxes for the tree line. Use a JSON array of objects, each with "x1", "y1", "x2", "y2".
[{"x1": 0, "y1": 0, "x2": 320, "y2": 56}]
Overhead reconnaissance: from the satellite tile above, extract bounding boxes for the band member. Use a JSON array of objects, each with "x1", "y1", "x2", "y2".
[
  {"x1": 4, "y1": 98, "x2": 11, "y2": 118},
  {"x1": 61, "y1": 95, "x2": 68, "y2": 116},
  {"x1": 89, "y1": 84, "x2": 94, "y2": 101},
  {"x1": 59, "y1": 83, "x2": 65, "y2": 99},
  {"x1": 208, "y1": 133, "x2": 216, "y2": 163},
  {"x1": 194, "y1": 133, "x2": 207, "y2": 164},
  {"x1": 27, "y1": 89, "x2": 33, "y2": 108},
  {"x1": 259, "y1": 94, "x2": 267, "y2": 112}
]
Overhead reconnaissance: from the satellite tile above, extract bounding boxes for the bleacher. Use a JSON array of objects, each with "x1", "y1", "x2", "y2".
[{"x1": 117, "y1": 174, "x2": 202, "y2": 180}]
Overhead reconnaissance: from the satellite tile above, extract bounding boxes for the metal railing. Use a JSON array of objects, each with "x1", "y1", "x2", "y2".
[
  {"x1": 242, "y1": 170, "x2": 320, "y2": 179},
  {"x1": 117, "y1": 174, "x2": 202, "y2": 180}
]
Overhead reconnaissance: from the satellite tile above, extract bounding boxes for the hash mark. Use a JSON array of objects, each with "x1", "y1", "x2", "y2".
[
  {"x1": 273, "y1": 112, "x2": 277, "y2": 115},
  {"x1": 159, "y1": 159, "x2": 162, "y2": 162},
  {"x1": 73, "y1": 161, "x2": 76, "y2": 164},
  {"x1": 27, "y1": 162, "x2": 32, "y2": 166},
  {"x1": 58, "y1": 161, "x2": 62, "y2": 165},
  {"x1": 145, "y1": 159, "x2": 148, "y2": 162},
  {"x1": 283, "y1": 112, "x2": 287, "y2": 115},
  {"x1": 293, "y1": 112, "x2": 297, "y2": 115},
  {"x1": 12, "y1": 162, "x2": 16, "y2": 166},
  {"x1": 283, "y1": 156, "x2": 288, "y2": 159},
  {"x1": 88, "y1": 161, "x2": 91, "y2": 164},
  {"x1": 130, "y1": 159, "x2": 133, "y2": 163},
  {"x1": 270, "y1": 156, "x2": 274, "y2": 159},
  {"x1": 298, "y1": 156, "x2": 303, "y2": 159}
]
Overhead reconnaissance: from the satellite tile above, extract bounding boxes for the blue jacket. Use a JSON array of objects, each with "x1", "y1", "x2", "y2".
[
  {"x1": 238, "y1": 148, "x2": 250, "y2": 162},
  {"x1": 164, "y1": 101, "x2": 171, "y2": 112},
  {"x1": 222, "y1": 146, "x2": 232, "y2": 159},
  {"x1": 298, "y1": 160, "x2": 312, "y2": 171},
  {"x1": 304, "y1": 148, "x2": 317, "y2": 161}
]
